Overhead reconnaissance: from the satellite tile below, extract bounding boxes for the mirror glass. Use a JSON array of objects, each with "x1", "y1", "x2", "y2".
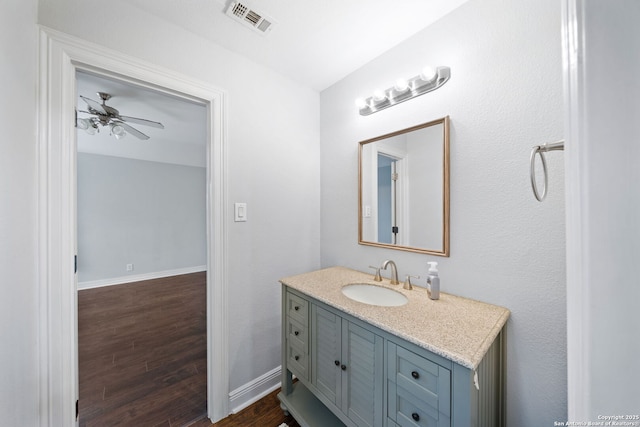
[{"x1": 358, "y1": 116, "x2": 449, "y2": 256}]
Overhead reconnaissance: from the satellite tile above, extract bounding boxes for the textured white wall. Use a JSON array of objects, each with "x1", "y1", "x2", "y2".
[
  {"x1": 38, "y1": 0, "x2": 321, "y2": 392},
  {"x1": 0, "y1": 0, "x2": 39, "y2": 424},
  {"x1": 320, "y1": 0, "x2": 566, "y2": 424},
  {"x1": 77, "y1": 153, "x2": 207, "y2": 284}
]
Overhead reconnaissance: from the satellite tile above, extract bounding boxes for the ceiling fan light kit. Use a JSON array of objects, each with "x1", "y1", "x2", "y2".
[{"x1": 76, "y1": 92, "x2": 164, "y2": 140}]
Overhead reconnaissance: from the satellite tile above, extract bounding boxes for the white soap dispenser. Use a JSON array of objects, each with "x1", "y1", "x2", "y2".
[{"x1": 427, "y1": 262, "x2": 440, "y2": 300}]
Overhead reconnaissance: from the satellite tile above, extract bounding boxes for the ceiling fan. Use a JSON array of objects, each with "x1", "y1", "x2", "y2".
[{"x1": 77, "y1": 92, "x2": 164, "y2": 140}]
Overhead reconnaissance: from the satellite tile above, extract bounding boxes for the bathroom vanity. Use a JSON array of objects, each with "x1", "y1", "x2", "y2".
[{"x1": 277, "y1": 267, "x2": 510, "y2": 427}]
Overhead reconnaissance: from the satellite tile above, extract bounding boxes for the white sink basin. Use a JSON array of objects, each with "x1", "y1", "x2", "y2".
[{"x1": 341, "y1": 283, "x2": 408, "y2": 307}]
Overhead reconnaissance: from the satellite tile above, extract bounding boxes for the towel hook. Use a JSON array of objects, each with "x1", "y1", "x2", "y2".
[{"x1": 530, "y1": 141, "x2": 564, "y2": 202}]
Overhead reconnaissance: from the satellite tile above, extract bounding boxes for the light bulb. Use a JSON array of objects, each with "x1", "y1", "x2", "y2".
[
  {"x1": 76, "y1": 118, "x2": 89, "y2": 130},
  {"x1": 355, "y1": 98, "x2": 367, "y2": 109},
  {"x1": 420, "y1": 66, "x2": 437, "y2": 83},
  {"x1": 394, "y1": 78, "x2": 409, "y2": 92},
  {"x1": 85, "y1": 125, "x2": 97, "y2": 135},
  {"x1": 373, "y1": 90, "x2": 386, "y2": 102},
  {"x1": 111, "y1": 124, "x2": 126, "y2": 139}
]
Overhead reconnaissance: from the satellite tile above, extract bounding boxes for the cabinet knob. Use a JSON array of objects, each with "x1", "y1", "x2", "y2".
[
  {"x1": 411, "y1": 371, "x2": 420, "y2": 379},
  {"x1": 294, "y1": 306, "x2": 300, "y2": 311},
  {"x1": 294, "y1": 355, "x2": 300, "y2": 361},
  {"x1": 334, "y1": 360, "x2": 340, "y2": 366},
  {"x1": 294, "y1": 331, "x2": 299, "y2": 336},
  {"x1": 412, "y1": 413, "x2": 420, "y2": 421},
  {"x1": 341, "y1": 364, "x2": 347, "y2": 371}
]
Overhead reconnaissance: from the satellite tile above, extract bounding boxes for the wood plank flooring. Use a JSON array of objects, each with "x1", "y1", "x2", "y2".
[
  {"x1": 195, "y1": 387, "x2": 301, "y2": 427},
  {"x1": 78, "y1": 271, "x2": 207, "y2": 426}
]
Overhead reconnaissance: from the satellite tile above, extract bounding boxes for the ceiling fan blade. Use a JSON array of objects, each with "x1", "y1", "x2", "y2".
[
  {"x1": 80, "y1": 95, "x2": 107, "y2": 114},
  {"x1": 119, "y1": 115, "x2": 165, "y2": 129},
  {"x1": 117, "y1": 122, "x2": 150, "y2": 140}
]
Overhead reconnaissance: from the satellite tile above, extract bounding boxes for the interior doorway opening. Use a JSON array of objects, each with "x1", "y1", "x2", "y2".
[
  {"x1": 75, "y1": 71, "x2": 209, "y2": 425},
  {"x1": 37, "y1": 28, "x2": 229, "y2": 426}
]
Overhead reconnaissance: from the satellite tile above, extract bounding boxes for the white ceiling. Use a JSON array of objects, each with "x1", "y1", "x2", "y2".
[
  {"x1": 77, "y1": 0, "x2": 468, "y2": 166},
  {"x1": 125, "y1": 0, "x2": 469, "y2": 91}
]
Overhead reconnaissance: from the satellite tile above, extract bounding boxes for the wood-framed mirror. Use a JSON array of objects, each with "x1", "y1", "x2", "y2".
[{"x1": 358, "y1": 116, "x2": 450, "y2": 256}]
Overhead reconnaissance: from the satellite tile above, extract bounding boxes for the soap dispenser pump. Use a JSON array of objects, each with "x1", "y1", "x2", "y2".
[{"x1": 427, "y1": 262, "x2": 440, "y2": 300}]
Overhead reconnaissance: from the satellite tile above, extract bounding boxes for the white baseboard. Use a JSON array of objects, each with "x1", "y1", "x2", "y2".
[
  {"x1": 77, "y1": 265, "x2": 207, "y2": 290},
  {"x1": 229, "y1": 366, "x2": 282, "y2": 414}
]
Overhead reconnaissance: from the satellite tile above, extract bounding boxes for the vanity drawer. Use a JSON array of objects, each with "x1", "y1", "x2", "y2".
[
  {"x1": 387, "y1": 342, "x2": 451, "y2": 426},
  {"x1": 287, "y1": 317, "x2": 308, "y2": 350},
  {"x1": 286, "y1": 340, "x2": 308, "y2": 380},
  {"x1": 391, "y1": 386, "x2": 450, "y2": 427},
  {"x1": 286, "y1": 291, "x2": 309, "y2": 325}
]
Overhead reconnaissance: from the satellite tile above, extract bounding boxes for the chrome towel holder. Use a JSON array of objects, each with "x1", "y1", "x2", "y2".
[{"x1": 530, "y1": 140, "x2": 564, "y2": 202}]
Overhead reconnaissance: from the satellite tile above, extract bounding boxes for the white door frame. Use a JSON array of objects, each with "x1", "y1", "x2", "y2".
[
  {"x1": 563, "y1": 0, "x2": 640, "y2": 419},
  {"x1": 37, "y1": 27, "x2": 229, "y2": 426},
  {"x1": 373, "y1": 144, "x2": 408, "y2": 245}
]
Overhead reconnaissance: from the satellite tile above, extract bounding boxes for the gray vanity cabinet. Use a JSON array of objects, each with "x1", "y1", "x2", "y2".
[
  {"x1": 311, "y1": 304, "x2": 384, "y2": 427},
  {"x1": 279, "y1": 285, "x2": 505, "y2": 427}
]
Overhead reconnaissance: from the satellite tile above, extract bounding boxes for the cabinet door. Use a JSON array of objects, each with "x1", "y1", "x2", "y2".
[
  {"x1": 311, "y1": 304, "x2": 342, "y2": 406},
  {"x1": 342, "y1": 321, "x2": 384, "y2": 427}
]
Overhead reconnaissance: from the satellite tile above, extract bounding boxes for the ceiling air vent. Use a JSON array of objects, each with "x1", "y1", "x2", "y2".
[{"x1": 225, "y1": 1, "x2": 276, "y2": 35}]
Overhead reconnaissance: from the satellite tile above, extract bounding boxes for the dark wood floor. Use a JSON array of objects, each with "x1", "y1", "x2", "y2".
[
  {"x1": 199, "y1": 387, "x2": 301, "y2": 427},
  {"x1": 78, "y1": 271, "x2": 207, "y2": 426}
]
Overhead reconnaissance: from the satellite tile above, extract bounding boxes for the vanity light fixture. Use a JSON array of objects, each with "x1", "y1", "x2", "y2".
[{"x1": 355, "y1": 66, "x2": 451, "y2": 116}]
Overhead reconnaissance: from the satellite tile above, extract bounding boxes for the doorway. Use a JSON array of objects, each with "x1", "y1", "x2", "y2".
[
  {"x1": 37, "y1": 28, "x2": 229, "y2": 425},
  {"x1": 375, "y1": 152, "x2": 406, "y2": 246},
  {"x1": 75, "y1": 71, "x2": 209, "y2": 424},
  {"x1": 377, "y1": 153, "x2": 397, "y2": 244}
]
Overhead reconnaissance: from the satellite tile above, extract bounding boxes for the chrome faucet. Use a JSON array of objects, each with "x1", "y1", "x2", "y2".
[{"x1": 381, "y1": 260, "x2": 400, "y2": 285}]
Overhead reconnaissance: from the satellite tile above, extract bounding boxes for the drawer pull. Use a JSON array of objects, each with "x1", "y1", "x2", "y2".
[
  {"x1": 411, "y1": 371, "x2": 420, "y2": 379},
  {"x1": 334, "y1": 360, "x2": 340, "y2": 366},
  {"x1": 412, "y1": 413, "x2": 420, "y2": 421},
  {"x1": 341, "y1": 364, "x2": 347, "y2": 371},
  {"x1": 294, "y1": 355, "x2": 300, "y2": 361},
  {"x1": 294, "y1": 306, "x2": 300, "y2": 311},
  {"x1": 294, "y1": 331, "x2": 299, "y2": 336}
]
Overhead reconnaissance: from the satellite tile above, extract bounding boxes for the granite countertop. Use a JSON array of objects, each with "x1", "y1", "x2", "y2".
[{"x1": 280, "y1": 266, "x2": 510, "y2": 370}]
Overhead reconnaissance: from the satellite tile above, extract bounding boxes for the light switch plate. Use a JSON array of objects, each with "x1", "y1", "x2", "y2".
[{"x1": 234, "y1": 202, "x2": 247, "y2": 222}]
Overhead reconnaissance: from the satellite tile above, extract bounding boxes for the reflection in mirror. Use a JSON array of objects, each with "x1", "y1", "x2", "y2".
[{"x1": 359, "y1": 116, "x2": 449, "y2": 256}]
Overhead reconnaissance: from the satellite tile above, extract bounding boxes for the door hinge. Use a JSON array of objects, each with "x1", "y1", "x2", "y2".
[
  {"x1": 76, "y1": 399, "x2": 79, "y2": 420},
  {"x1": 392, "y1": 226, "x2": 399, "y2": 235},
  {"x1": 74, "y1": 255, "x2": 77, "y2": 274}
]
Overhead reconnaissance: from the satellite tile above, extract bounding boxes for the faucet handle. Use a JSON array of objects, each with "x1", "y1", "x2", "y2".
[
  {"x1": 369, "y1": 265, "x2": 382, "y2": 282},
  {"x1": 403, "y1": 274, "x2": 420, "y2": 290}
]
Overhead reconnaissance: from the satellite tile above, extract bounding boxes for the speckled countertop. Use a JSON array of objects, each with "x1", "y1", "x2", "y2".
[{"x1": 280, "y1": 266, "x2": 510, "y2": 370}]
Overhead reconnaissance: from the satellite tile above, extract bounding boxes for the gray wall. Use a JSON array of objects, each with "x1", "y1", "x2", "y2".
[
  {"x1": 406, "y1": 125, "x2": 443, "y2": 249},
  {"x1": 77, "y1": 153, "x2": 206, "y2": 285},
  {"x1": 320, "y1": 0, "x2": 566, "y2": 425}
]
